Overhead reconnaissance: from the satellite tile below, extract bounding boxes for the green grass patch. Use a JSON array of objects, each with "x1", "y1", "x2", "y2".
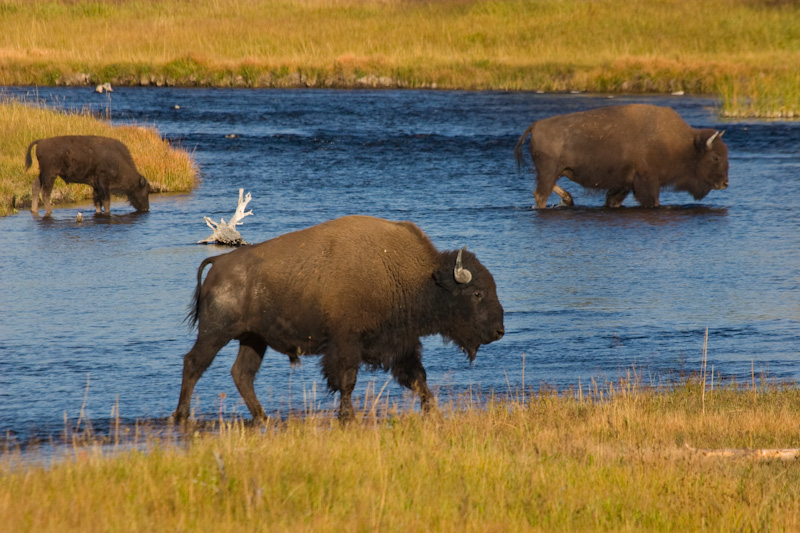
[
  {"x1": 0, "y1": 97, "x2": 199, "y2": 217},
  {"x1": 0, "y1": 0, "x2": 798, "y2": 116},
  {"x1": 2, "y1": 379, "x2": 800, "y2": 530}
]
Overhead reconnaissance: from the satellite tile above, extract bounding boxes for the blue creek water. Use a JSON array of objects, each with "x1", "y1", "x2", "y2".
[{"x1": 1, "y1": 87, "x2": 799, "y2": 444}]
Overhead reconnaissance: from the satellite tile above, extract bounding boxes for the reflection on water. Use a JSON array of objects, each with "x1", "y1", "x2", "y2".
[
  {"x1": 1, "y1": 88, "x2": 799, "y2": 445},
  {"x1": 35, "y1": 211, "x2": 150, "y2": 227},
  {"x1": 533, "y1": 204, "x2": 729, "y2": 227}
]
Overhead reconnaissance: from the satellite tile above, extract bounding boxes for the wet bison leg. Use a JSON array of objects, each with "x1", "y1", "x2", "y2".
[
  {"x1": 532, "y1": 159, "x2": 561, "y2": 209},
  {"x1": 321, "y1": 336, "x2": 361, "y2": 422},
  {"x1": 605, "y1": 186, "x2": 631, "y2": 208},
  {"x1": 391, "y1": 340, "x2": 435, "y2": 412},
  {"x1": 93, "y1": 177, "x2": 112, "y2": 214},
  {"x1": 30, "y1": 175, "x2": 42, "y2": 215},
  {"x1": 230, "y1": 334, "x2": 268, "y2": 421},
  {"x1": 101, "y1": 191, "x2": 112, "y2": 214},
  {"x1": 92, "y1": 188, "x2": 105, "y2": 214},
  {"x1": 173, "y1": 334, "x2": 231, "y2": 420},
  {"x1": 632, "y1": 174, "x2": 661, "y2": 208},
  {"x1": 34, "y1": 171, "x2": 58, "y2": 216}
]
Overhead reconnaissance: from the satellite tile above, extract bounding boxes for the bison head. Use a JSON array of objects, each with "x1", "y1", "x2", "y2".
[
  {"x1": 128, "y1": 174, "x2": 151, "y2": 212},
  {"x1": 688, "y1": 129, "x2": 729, "y2": 200},
  {"x1": 433, "y1": 247, "x2": 505, "y2": 361}
]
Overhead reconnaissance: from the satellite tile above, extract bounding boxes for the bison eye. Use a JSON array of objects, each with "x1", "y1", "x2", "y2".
[{"x1": 473, "y1": 290, "x2": 483, "y2": 300}]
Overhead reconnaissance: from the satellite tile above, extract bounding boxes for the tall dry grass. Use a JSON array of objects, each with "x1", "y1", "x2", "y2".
[
  {"x1": 0, "y1": 97, "x2": 198, "y2": 216},
  {"x1": 2, "y1": 379, "x2": 800, "y2": 531},
  {"x1": 0, "y1": 0, "x2": 798, "y2": 116}
]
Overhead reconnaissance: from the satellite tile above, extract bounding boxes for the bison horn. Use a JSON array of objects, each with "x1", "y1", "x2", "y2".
[
  {"x1": 706, "y1": 131, "x2": 721, "y2": 150},
  {"x1": 454, "y1": 247, "x2": 473, "y2": 284}
]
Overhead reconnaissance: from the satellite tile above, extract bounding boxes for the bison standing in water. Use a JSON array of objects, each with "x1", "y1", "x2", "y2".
[
  {"x1": 174, "y1": 215, "x2": 505, "y2": 422},
  {"x1": 26, "y1": 135, "x2": 151, "y2": 216},
  {"x1": 514, "y1": 104, "x2": 729, "y2": 208}
]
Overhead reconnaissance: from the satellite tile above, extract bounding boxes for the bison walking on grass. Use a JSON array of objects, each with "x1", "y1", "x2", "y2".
[
  {"x1": 514, "y1": 104, "x2": 729, "y2": 208},
  {"x1": 174, "y1": 215, "x2": 505, "y2": 422},
  {"x1": 26, "y1": 135, "x2": 151, "y2": 216}
]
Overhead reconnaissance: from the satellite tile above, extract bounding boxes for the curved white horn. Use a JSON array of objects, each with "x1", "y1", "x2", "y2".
[
  {"x1": 454, "y1": 247, "x2": 472, "y2": 284},
  {"x1": 706, "y1": 131, "x2": 720, "y2": 150}
]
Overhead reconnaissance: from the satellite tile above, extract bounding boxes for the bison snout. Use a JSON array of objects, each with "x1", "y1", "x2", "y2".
[{"x1": 493, "y1": 326, "x2": 505, "y2": 341}]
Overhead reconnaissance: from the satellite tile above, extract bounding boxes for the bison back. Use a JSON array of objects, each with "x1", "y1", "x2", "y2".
[
  {"x1": 30, "y1": 135, "x2": 135, "y2": 176},
  {"x1": 202, "y1": 215, "x2": 439, "y2": 333},
  {"x1": 531, "y1": 104, "x2": 695, "y2": 189}
]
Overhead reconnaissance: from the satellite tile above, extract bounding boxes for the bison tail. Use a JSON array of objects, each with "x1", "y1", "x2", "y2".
[
  {"x1": 24, "y1": 139, "x2": 40, "y2": 170},
  {"x1": 185, "y1": 256, "x2": 216, "y2": 329},
  {"x1": 513, "y1": 124, "x2": 535, "y2": 171}
]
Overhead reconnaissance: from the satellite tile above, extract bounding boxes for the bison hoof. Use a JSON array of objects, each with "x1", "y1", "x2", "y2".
[
  {"x1": 338, "y1": 406, "x2": 356, "y2": 425},
  {"x1": 170, "y1": 408, "x2": 191, "y2": 422}
]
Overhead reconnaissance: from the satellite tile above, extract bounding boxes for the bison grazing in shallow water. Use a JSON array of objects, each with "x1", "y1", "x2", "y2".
[
  {"x1": 514, "y1": 104, "x2": 729, "y2": 208},
  {"x1": 26, "y1": 135, "x2": 151, "y2": 216},
  {"x1": 173, "y1": 215, "x2": 505, "y2": 422}
]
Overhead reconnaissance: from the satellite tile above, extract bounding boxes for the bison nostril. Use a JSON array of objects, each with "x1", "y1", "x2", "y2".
[{"x1": 495, "y1": 327, "x2": 505, "y2": 340}]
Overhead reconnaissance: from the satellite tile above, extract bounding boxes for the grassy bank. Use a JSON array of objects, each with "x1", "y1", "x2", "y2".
[
  {"x1": 3, "y1": 380, "x2": 800, "y2": 531},
  {"x1": 0, "y1": 0, "x2": 798, "y2": 118},
  {"x1": 0, "y1": 98, "x2": 198, "y2": 216}
]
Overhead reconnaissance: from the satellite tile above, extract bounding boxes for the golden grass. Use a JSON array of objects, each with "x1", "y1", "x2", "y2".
[
  {"x1": 3, "y1": 379, "x2": 800, "y2": 531},
  {"x1": 0, "y1": 97, "x2": 198, "y2": 216},
  {"x1": 0, "y1": 0, "x2": 798, "y2": 116}
]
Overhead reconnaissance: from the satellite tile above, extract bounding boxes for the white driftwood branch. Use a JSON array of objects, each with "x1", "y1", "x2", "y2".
[
  {"x1": 198, "y1": 189, "x2": 253, "y2": 245},
  {"x1": 685, "y1": 443, "x2": 800, "y2": 461}
]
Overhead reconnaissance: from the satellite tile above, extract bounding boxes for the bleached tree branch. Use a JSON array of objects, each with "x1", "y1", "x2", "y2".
[{"x1": 198, "y1": 189, "x2": 253, "y2": 245}]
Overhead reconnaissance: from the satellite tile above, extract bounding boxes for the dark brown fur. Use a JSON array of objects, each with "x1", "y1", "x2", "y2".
[
  {"x1": 174, "y1": 215, "x2": 505, "y2": 422},
  {"x1": 514, "y1": 104, "x2": 729, "y2": 208},
  {"x1": 26, "y1": 135, "x2": 151, "y2": 216}
]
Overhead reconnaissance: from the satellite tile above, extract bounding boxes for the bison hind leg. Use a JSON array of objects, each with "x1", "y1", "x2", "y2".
[
  {"x1": 30, "y1": 175, "x2": 42, "y2": 214},
  {"x1": 231, "y1": 334, "x2": 268, "y2": 421},
  {"x1": 532, "y1": 159, "x2": 565, "y2": 209},
  {"x1": 173, "y1": 335, "x2": 230, "y2": 420},
  {"x1": 35, "y1": 172, "x2": 57, "y2": 216}
]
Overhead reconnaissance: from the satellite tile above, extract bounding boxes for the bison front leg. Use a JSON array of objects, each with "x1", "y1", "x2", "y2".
[
  {"x1": 605, "y1": 186, "x2": 631, "y2": 208},
  {"x1": 92, "y1": 188, "x2": 105, "y2": 214},
  {"x1": 321, "y1": 339, "x2": 360, "y2": 423},
  {"x1": 231, "y1": 335, "x2": 268, "y2": 421},
  {"x1": 92, "y1": 184, "x2": 112, "y2": 215},
  {"x1": 337, "y1": 368, "x2": 359, "y2": 423},
  {"x1": 633, "y1": 174, "x2": 661, "y2": 208},
  {"x1": 391, "y1": 341, "x2": 436, "y2": 413}
]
